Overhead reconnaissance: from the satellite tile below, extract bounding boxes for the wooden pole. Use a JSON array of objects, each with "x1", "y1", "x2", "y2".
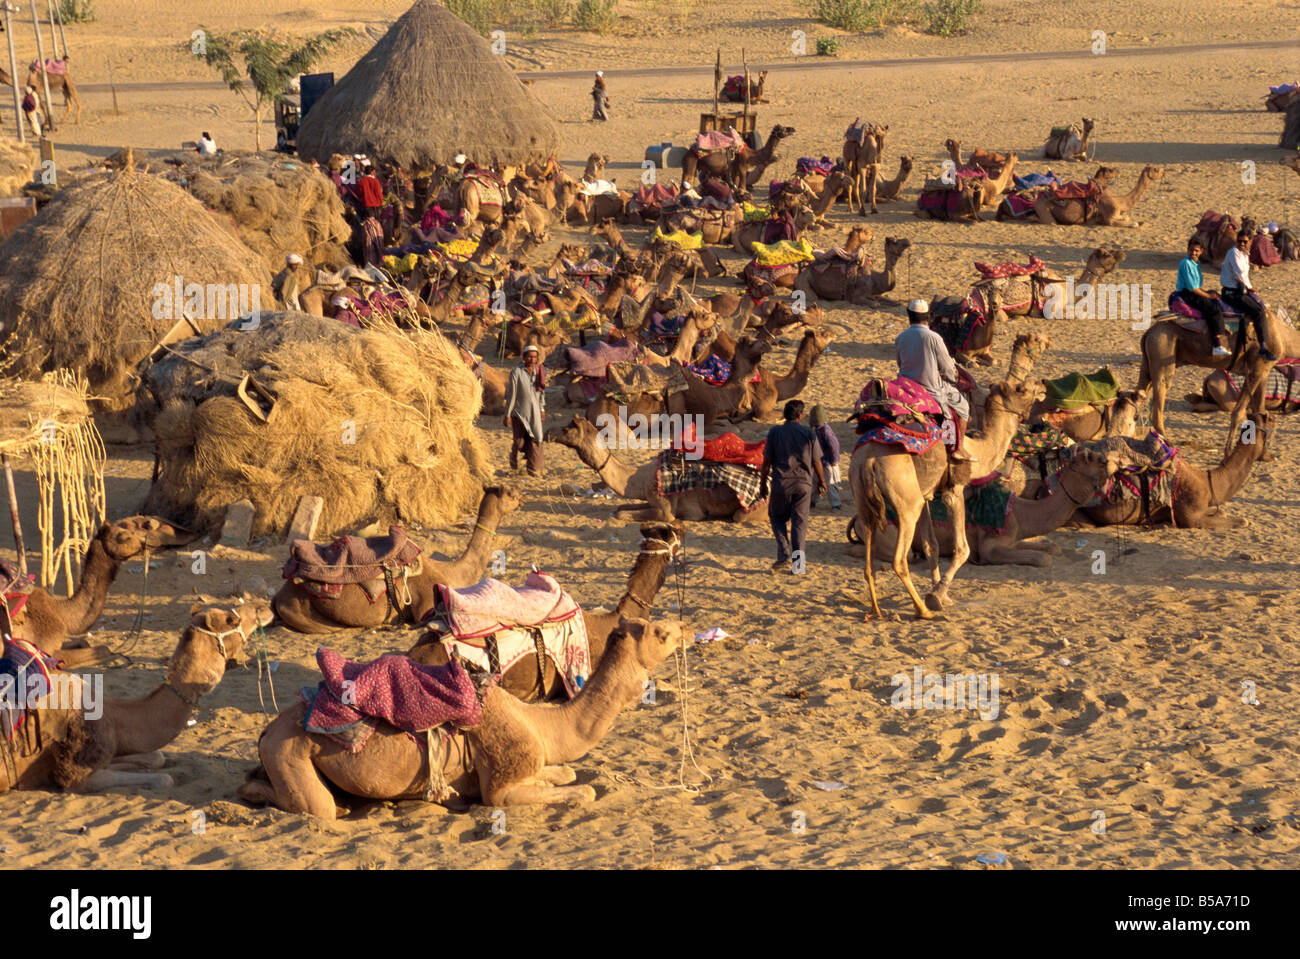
[
  {"x1": 742, "y1": 48, "x2": 750, "y2": 123},
  {"x1": 107, "y1": 59, "x2": 118, "y2": 115},
  {"x1": 2, "y1": 454, "x2": 27, "y2": 579},
  {"x1": 29, "y1": 0, "x2": 55, "y2": 134},
  {"x1": 47, "y1": 0, "x2": 67, "y2": 61},
  {"x1": 712, "y1": 47, "x2": 720, "y2": 118},
  {"x1": 4, "y1": 4, "x2": 24, "y2": 143}
]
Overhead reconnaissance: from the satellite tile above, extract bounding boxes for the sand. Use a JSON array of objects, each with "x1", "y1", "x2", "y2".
[{"x1": 2, "y1": 1, "x2": 1299, "y2": 868}]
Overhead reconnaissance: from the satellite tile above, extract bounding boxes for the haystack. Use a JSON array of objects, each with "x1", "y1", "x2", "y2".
[
  {"x1": 138, "y1": 311, "x2": 488, "y2": 539},
  {"x1": 0, "y1": 136, "x2": 37, "y2": 197},
  {"x1": 0, "y1": 170, "x2": 271, "y2": 412},
  {"x1": 295, "y1": 0, "x2": 560, "y2": 171},
  {"x1": 168, "y1": 154, "x2": 351, "y2": 273}
]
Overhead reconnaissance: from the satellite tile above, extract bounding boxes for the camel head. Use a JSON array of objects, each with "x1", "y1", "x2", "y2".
[
  {"x1": 638, "y1": 520, "x2": 686, "y2": 564},
  {"x1": 1107, "y1": 387, "x2": 1148, "y2": 438},
  {"x1": 846, "y1": 225, "x2": 873, "y2": 248},
  {"x1": 735, "y1": 334, "x2": 774, "y2": 366},
  {"x1": 899, "y1": 156, "x2": 914, "y2": 175},
  {"x1": 1005, "y1": 331, "x2": 1051, "y2": 384},
  {"x1": 770, "y1": 124, "x2": 797, "y2": 143},
  {"x1": 546, "y1": 414, "x2": 602, "y2": 450},
  {"x1": 101, "y1": 516, "x2": 199, "y2": 560},
  {"x1": 612, "y1": 617, "x2": 686, "y2": 673},
  {"x1": 1068, "y1": 445, "x2": 1124, "y2": 489},
  {"x1": 1140, "y1": 165, "x2": 1166, "y2": 183},
  {"x1": 883, "y1": 236, "x2": 912, "y2": 260},
  {"x1": 1085, "y1": 246, "x2": 1125, "y2": 277},
  {"x1": 482, "y1": 485, "x2": 525, "y2": 517},
  {"x1": 1092, "y1": 166, "x2": 1120, "y2": 187},
  {"x1": 1081, "y1": 117, "x2": 1096, "y2": 135},
  {"x1": 985, "y1": 376, "x2": 1044, "y2": 419},
  {"x1": 174, "y1": 598, "x2": 274, "y2": 690},
  {"x1": 583, "y1": 153, "x2": 610, "y2": 179}
]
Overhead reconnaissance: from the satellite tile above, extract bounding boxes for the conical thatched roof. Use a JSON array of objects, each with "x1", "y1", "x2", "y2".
[
  {"x1": 0, "y1": 169, "x2": 272, "y2": 413},
  {"x1": 296, "y1": 0, "x2": 559, "y2": 170}
]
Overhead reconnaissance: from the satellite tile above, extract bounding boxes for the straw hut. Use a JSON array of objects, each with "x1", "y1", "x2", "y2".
[
  {"x1": 0, "y1": 168, "x2": 271, "y2": 414},
  {"x1": 138, "y1": 311, "x2": 488, "y2": 539},
  {"x1": 295, "y1": 0, "x2": 559, "y2": 171}
]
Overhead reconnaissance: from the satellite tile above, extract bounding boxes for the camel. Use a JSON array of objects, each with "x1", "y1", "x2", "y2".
[
  {"x1": 681, "y1": 124, "x2": 796, "y2": 189},
  {"x1": 1, "y1": 599, "x2": 272, "y2": 794},
  {"x1": 666, "y1": 205, "x2": 744, "y2": 245},
  {"x1": 850, "y1": 446, "x2": 1122, "y2": 567},
  {"x1": 549, "y1": 415, "x2": 764, "y2": 522},
  {"x1": 406, "y1": 521, "x2": 686, "y2": 699},
  {"x1": 733, "y1": 207, "x2": 816, "y2": 259},
  {"x1": 747, "y1": 328, "x2": 833, "y2": 420},
  {"x1": 804, "y1": 170, "x2": 854, "y2": 227},
  {"x1": 1027, "y1": 383, "x2": 1147, "y2": 442},
  {"x1": 976, "y1": 153, "x2": 1019, "y2": 210},
  {"x1": 567, "y1": 188, "x2": 631, "y2": 226},
  {"x1": 792, "y1": 235, "x2": 911, "y2": 305},
  {"x1": 721, "y1": 70, "x2": 768, "y2": 103},
  {"x1": 12, "y1": 517, "x2": 197, "y2": 667},
  {"x1": 1044, "y1": 118, "x2": 1096, "y2": 161},
  {"x1": 271, "y1": 487, "x2": 524, "y2": 632},
  {"x1": 582, "y1": 153, "x2": 610, "y2": 181},
  {"x1": 237, "y1": 617, "x2": 685, "y2": 818},
  {"x1": 943, "y1": 138, "x2": 965, "y2": 167},
  {"x1": 1033, "y1": 165, "x2": 1165, "y2": 227},
  {"x1": 875, "y1": 156, "x2": 914, "y2": 202},
  {"x1": 932, "y1": 281, "x2": 1006, "y2": 367},
  {"x1": 842, "y1": 122, "x2": 888, "y2": 215},
  {"x1": 1, "y1": 60, "x2": 83, "y2": 126},
  {"x1": 1137, "y1": 306, "x2": 1300, "y2": 438},
  {"x1": 459, "y1": 173, "x2": 507, "y2": 225},
  {"x1": 1078, "y1": 246, "x2": 1125, "y2": 286},
  {"x1": 1081, "y1": 413, "x2": 1272, "y2": 529},
  {"x1": 712, "y1": 300, "x2": 820, "y2": 362},
  {"x1": 850, "y1": 343, "x2": 1046, "y2": 619},
  {"x1": 454, "y1": 314, "x2": 507, "y2": 415},
  {"x1": 1187, "y1": 365, "x2": 1300, "y2": 413}
]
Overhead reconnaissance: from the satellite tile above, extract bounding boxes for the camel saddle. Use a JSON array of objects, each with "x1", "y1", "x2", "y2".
[
  {"x1": 33, "y1": 59, "x2": 68, "y2": 76},
  {"x1": 434, "y1": 572, "x2": 581, "y2": 640},
  {"x1": 1224, "y1": 360, "x2": 1300, "y2": 410},
  {"x1": 606, "y1": 360, "x2": 687, "y2": 399},
  {"x1": 1166, "y1": 293, "x2": 1246, "y2": 334},
  {"x1": 1042, "y1": 368, "x2": 1120, "y2": 410},
  {"x1": 283, "y1": 527, "x2": 423, "y2": 587},
  {"x1": 812, "y1": 246, "x2": 871, "y2": 272},
  {"x1": 844, "y1": 120, "x2": 882, "y2": 147},
  {"x1": 464, "y1": 173, "x2": 503, "y2": 208}
]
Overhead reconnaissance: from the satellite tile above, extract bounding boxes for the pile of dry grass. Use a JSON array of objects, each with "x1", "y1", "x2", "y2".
[
  {"x1": 138, "y1": 311, "x2": 488, "y2": 539},
  {"x1": 0, "y1": 169, "x2": 270, "y2": 412},
  {"x1": 0, "y1": 137, "x2": 37, "y2": 197},
  {"x1": 169, "y1": 154, "x2": 351, "y2": 274}
]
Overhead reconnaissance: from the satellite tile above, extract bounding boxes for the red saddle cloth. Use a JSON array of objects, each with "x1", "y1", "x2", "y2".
[
  {"x1": 975, "y1": 255, "x2": 1045, "y2": 279},
  {"x1": 1052, "y1": 179, "x2": 1102, "y2": 202},
  {"x1": 283, "y1": 527, "x2": 422, "y2": 585},
  {"x1": 673, "y1": 430, "x2": 766, "y2": 468}
]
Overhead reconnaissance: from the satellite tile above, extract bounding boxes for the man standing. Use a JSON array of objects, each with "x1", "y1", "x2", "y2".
[
  {"x1": 895, "y1": 299, "x2": 971, "y2": 461},
  {"x1": 591, "y1": 71, "x2": 609, "y2": 122},
  {"x1": 1221, "y1": 229, "x2": 1277, "y2": 361},
  {"x1": 1177, "y1": 238, "x2": 1230, "y2": 357},
  {"x1": 760, "y1": 400, "x2": 826, "y2": 572},
  {"x1": 357, "y1": 159, "x2": 384, "y2": 221},
  {"x1": 505, "y1": 344, "x2": 546, "y2": 477}
]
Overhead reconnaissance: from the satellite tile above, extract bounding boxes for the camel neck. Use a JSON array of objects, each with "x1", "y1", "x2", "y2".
[
  {"x1": 967, "y1": 404, "x2": 1022, "y2": 474},
  {"x1": 579, "y1": 439, "x2": 634, "y2": 495},
  {"x1": 60, "y1": 537, "x2": 122, "y2": 636},
  {"x1": 108, "y1": 683, "x2": 203, "y2": 755},
  {"x1": 460, "y1": 498, "x2": 503, "y2": 571},
  {"x1": 1206, "y1": 440, "x2": 1260, "y2": 504}
]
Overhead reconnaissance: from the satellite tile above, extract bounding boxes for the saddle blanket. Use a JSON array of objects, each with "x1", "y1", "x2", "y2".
[
  {"x1": 580, "y1": 179, "x2": 619, "y2": 197},
  {"x1": 1042, "y1": 368, "x2": 1120, "y2": 410},
  {"x1": 1012, "y1": 172, "x2": 1060, "y2": 190},
  {"x1": 853, "y1": 376, "x2": 944, "y2": 422},
  {"x1": 917, "y1": 189, "x2": 973, "y2": 216},
  {"x1": 925, "y1": 478, "x2": 1016, "y2": 534},
  {"x1": 741, "y1": 201, "x2": 771, "y2": 221},
  {"x1": 632, "y1": 183, "x2": 679, "y2": 207},
  {"x1": 464, "y1": 176, "x2": 503, "y2": 207},
  {"x1": 722, "y1": 75, "x2": 748, "y2": 96},
  {"x1": 564, "y1": 340, "x2": 640, "y2": 378},
  {"x1": 695, "y1": 129, "x2": 745, "y2": 152},
  {"x1": 606, "y1": 361, "x2": 687, "y2": 399},
  {"x1": 686, "y1": 353, "x2": 733, "y2": 385},
  {"x1": 998, "y1": 191, "x2": 1041, "y2": 218},
  {"x1": 975, "y1": 255, "x2": 1046, "y2": 279},
  {"x1": 651, "y1": 227, "x2": 704, "y2": 250},
  {"x1": 39, "y1": 59, "x2": 68, "y2": 75},
  {"x1": 672, "y1": 431, "x2": 765, "y2": 468},
  {"x1": 932, "y1": 303, "x2": 985, "y2": 355},
  {"x1": 749, "y1": 237, "x2": 814, "y2": 266},
  {"x1": 1224, "y1": 360, "x2": 1300, "y2": 402},
  {"x1": 439, "y1": 618, "x2": 590, "y2": 699},
  {"x1": 0, "y1": 639, "x2": 57, "y2": 742},
  {"x1": 657, "y1": 455, "x2": 763, "y2": 509},
  {"x1": 855, "y1": 418, "x2": 944, "y2": 456},
  {"x1": 796, "y1": 156, "x2": 835, "y2": 176},
  {"x1": 284, "y1": 528, "x2": 422, "y2": 585},
  {"x1": 300, "y1": 649, "x2": 482, "y2": 751},
  {"x1": 436, "y1": 571, "x2": 581, "y2": 640},
  {"x1": 1051, "y1": 179, "x2": 1102, "y2": 203}
]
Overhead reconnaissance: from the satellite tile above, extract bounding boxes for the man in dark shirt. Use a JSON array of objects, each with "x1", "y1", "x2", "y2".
[{"x1": 760, "y1": 400, "x2": 826, "y2": 572}]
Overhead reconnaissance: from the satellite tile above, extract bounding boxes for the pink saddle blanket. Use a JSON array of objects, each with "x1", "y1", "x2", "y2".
[
  {"x1": 864, "y1": 376, "x2": 944, "y2": 420},
  {"x1": 33, "y1": 59, "x2": 67, "y2": 76},
  {"x1": 437, "y1": 571, "x2": 581, "y2": 640},
  {"x1": 975, "y1": 255, "x2": 1046, "y2": 279},
  {"x1": 696, "y1": 129, "x2": 745, "y2": 152},
  {"x1": 283, "y1": 527, "x2": 422, "y2": 585}
]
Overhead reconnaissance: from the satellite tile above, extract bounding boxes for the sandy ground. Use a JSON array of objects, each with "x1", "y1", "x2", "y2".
[{"x1": 2, "y1": 1, "x2": 1300, "y2": 868}]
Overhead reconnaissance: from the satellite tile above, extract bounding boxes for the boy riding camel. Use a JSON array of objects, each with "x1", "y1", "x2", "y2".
[{"x1": 895, "y1": 299, "x2": 972, "y2": 461}]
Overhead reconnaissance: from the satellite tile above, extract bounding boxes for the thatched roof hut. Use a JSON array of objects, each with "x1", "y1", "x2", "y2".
[
  {"x1": 296, "y1": 0, "x2": 559, "y2": 171},
  {"x1": 0, "y1": 169, "x2": 271, "y2": 413},
  {"x1": 138, "y1": 311, "x2": 488, "y2": 539}
]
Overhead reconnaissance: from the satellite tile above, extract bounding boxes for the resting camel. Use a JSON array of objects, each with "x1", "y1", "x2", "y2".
[
  {"x1": 0, "y1": 60, "x2": 82, "y2": 125},
  {"x1": 1043, "y1": 118, "x2": 1096, "y2": 161},
  {"x1": 851, "y1": 344, "x2": 1046, "y2": 619},
  {"x1": 733, "y1": 207, "x2": 816, "y2": 258},
  {"x1": 582, "y1": 153, "x2": 610, "y2": 181},
  {"x1": 12, "y1": 516, "x2": 197, "y2": 667},
  {"x1": 875, "y1": 157, "x2": 914, "y2": 202},
  {"x1": 549, "y1": 415, "x2": 763, "y2": 522},
  {"x1": 680, "y1": 124, "x2": 796, "y2": 189},
  {"x1": 976, "y1": 154, "x2": 1019, "y2": 209},
  {"x1": 1028, "y1": 384, "x2": 1147, "y2": 442},
  {"x1": 747, "y1": 328, "x2": 833, "y2": 420},
  {"x1": 1034, "y1": 165, "x2": 1165, "y2": 227},
  {"x1": 1078, "y1": 246, "x2": 1125, "y2": 285},
  {"x1": 711, "y1": 301, "x2": 820, "y2": 362},
  {"x1": 406, "y1": 521, "x2": 686, "y2": 699},
  {"x1": 850, "y1": 446, "x2": 1122, "y2": 567},
  {"x1": 237, "y1": 617, "x2": 685, "y2": 818},
  {"x1": 1137, "y1": 305, "x2": 1299, "y2": 438},
  {"x1": 842, "y1": 122, "x2": 888, "y2": 215},
  {"x1": 792, "y1": 235, "x2": 911, "y2": 305},
  {"x1": 721, "y1": 70, "x2": 768, "y2": 103},
  {"x1": 459, "y1": 174, "x2": 507, "y2": 225},
  {"x1": 666, "y1": 205, "x2": 744, "y2": 245},
  {"x1": 1, "y1": 599, "x2": 272, "y2": 794},
  {"x1": 1081, "y1": 412, "x2": 1272, "y2": 529},
  {"x1": 454, "y1": 314, "x2": 507, "y2": 415},
  {"x1": 272, "y1": 487, "x2": 524, "y2": 632},
  {"x1": 1187, "y1": 367, "x2": 1300, "y2": 413}
]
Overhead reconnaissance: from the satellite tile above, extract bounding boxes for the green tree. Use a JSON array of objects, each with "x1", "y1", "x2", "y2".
[{"x1": 194, "y1": 27, "x2": 355, "y2": 151}]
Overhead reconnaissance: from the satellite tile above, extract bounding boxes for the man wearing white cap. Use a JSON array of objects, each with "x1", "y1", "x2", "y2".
[
  {"x1": 505, "y1": 344, "x2": 546, "y2": 476},
  {"x1": 591, "y1": 71, "x2": 609, "y2": 122},
  {"x1": 896, "y1": 299, "x2": 972, "y2": 461},
  {"x1": 272, "y1": 253, "x2": 308, "y2": 311}
]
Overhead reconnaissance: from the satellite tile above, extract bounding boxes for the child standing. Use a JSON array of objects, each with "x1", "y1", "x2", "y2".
[{"x1": 809, "y1": 404, "x2": 842, "y2": 510}]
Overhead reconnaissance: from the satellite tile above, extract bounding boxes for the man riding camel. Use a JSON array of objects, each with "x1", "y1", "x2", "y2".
[{"x1": 895, "y1": 299, "x2": 972, "y2": 461}]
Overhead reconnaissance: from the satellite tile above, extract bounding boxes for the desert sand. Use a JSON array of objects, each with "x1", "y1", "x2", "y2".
[{"x1": 1, "y1": 0, "x2": 1299, "y2": 868}]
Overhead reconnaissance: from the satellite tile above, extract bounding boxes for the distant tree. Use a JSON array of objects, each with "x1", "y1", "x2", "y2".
[{"x1": 194, "y1": 27, "x2": 355, "y2": 151}]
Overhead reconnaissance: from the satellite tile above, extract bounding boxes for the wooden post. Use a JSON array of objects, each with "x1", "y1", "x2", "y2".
[
  {"x1": 4, "y1": 4, "x2": 24, "y2": 143},
  {"x1": 29, "y1": 0, "x2": 55, "y2": 134},
  {"x1": 712, "y1": 48, "x2": 720, "y2": 118},
  {"x1": 46, "y1": 0, "x2": 67, "y2": 61},
  {"x1": 107, "y1": 59, "x2": 119, "y2": 115},
  {"x1": 2, "y1": 454, "x2": 27, "y2": 579},
  {"x1": 742, "y1": 48, "x2": 750, "y2": 124}
]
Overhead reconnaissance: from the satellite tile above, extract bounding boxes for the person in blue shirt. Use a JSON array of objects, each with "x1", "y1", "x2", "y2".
[{"x1": 1176, "y1": 238, "x2": 1229, "y2": 358}]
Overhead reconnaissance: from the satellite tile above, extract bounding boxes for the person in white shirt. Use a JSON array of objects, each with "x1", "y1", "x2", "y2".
[
  {"x1": 1220, "y1": 230, "x2": 1276, "y2": 361},
  {"x1": 197, "y1": 132, "x2": 217, "y2": 157},
  {"x1": 895, "y1": 299, "x2": 972, "y2": 460}
]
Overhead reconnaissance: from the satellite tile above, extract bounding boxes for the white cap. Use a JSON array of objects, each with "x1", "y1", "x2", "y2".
[
  {"x1": 523, "y1": 344, "x2": 540, "y2": 354},
  {"x1": 286, "y1": 253, "x2": 303, "y2": 266},
  {"x1": 596, "y1": 71, "x2": 603, "y2": 77},
  {"x1": 908, "y1": 298, "x2": 929, "y2": 313},
  {"x1": 453, "y1": 153, "x2": 467, "y2": 164}
]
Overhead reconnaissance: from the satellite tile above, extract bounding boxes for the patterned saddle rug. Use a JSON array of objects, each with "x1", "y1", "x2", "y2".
[
  {"x1": 657, "y1": 454, "x2": 764, "y2": 510},
  {"x1": 283, "y1": 528, "x2": 423, "y2": 599},
  {"x1": 464, "y1": 174, "x2": 503, "y2": 208},
  {"x1": 436, "y1": 571, "x2": 582, "y2": 639}
]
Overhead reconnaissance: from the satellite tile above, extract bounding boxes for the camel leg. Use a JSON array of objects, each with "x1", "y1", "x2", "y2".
[
  {"x1": 914, "y1": 505, "x2": 941, "y2": 587},
  {"x1": 488, "y1": 781, "x2": 597, "y2": 806},
  {"x1": 271, "y1": 585, "x2": 354, "y2": 634},
  {"x1": 1032, "y1": 197, "x2": 1057, "y2": 225},
  {"x1": 538, "y1": 765, "x2": 578, "y2": 785},
  {"x1": 980, "y1": 541, "x2": 1056, "y2": 567},
  {"x1": 109, "y1": 750, "x2": 166, "y2": 771},
  {"x1": 258, "y1": 706, "x2": 341, "y2": 820},
  {"x1": 928, "y1": 486, "x2": 969, "y2": 610},
  {"x1": 55, "y1": 645, "x2": 113, "y2": 668},
  {"x1": 1223, "y1": 366, "x2": 1268, "y2": 456},
  {"x1": 1149, "y1": 366, "x2": 1174, "y2": 437},
  {"x1": 79, "y1": 769, "x2": 174, "y2": 791},
  {"x1": 891, "y1": 500, "x2": 934, "y2": 620},
  {"x1": 235, "y1": 778, "x2": 279, "y2": 806},
  {"x1": 866, "y1": 163, "x2": 879, "y2": 214}
]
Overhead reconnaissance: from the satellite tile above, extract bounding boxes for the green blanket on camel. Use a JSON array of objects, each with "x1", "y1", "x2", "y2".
[{"x1": 1042, "y1": 367, "x2": 1119, "y2": 410}]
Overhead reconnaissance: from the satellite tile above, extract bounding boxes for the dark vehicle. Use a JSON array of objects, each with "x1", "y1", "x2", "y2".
[{"x1": 275, "y1": 72, "x2": 334, "y2": 153}]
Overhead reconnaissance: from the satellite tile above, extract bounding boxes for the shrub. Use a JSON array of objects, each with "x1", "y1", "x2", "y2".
[
  {"x1": 810, "y1": 0, "x2": 917, "y2": 31},
  {"x1": 573, "y1": 0, "x2": 618, "y2": 31},
  {"x1": 58, "y1": 0, "x2": 96, "y2": 24},
  {"x1": 924, "y1": 0, "x2": 982, "y2": 36},
  {"x1": 534, "y1": 0, "x2": 574, "y2": 26},
  {"x1": 447, "y1": 0, "x2": 494, "y2": 35},
  {"x1": 816, "y1": 36, "x2": 841, "y2": 56}
]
